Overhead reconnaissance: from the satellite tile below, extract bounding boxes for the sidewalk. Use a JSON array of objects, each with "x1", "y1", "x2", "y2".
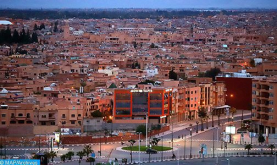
[{"x1": 157, "y1": 110, "x2": 251, "y2": 139}]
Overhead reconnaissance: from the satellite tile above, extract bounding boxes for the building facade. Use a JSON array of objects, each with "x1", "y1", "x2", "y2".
[
  {"x1": 113, "y1": 88, "x2": 173, "y2": 124},
  {"x1": 252, "y1": 77, "x2": 277, "y2": 134}
]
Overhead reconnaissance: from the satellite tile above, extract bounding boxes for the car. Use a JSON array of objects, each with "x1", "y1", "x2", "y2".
[{"x1": 146, "y1": 148, "x2": 157, "y2": 154}]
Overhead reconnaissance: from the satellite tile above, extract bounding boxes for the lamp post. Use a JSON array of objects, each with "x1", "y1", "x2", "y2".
[
  {"x1": 138, "y1": 132, "x2": 142, "y2": 165},
  {"x1": 196, "y1": 121, "x2": 199, "y2": 133},
  {"x1": 99, "y1": 135, "x2": 102, "y2": 156},
  {"x1": 184, "y1": 134, "x2": 186, "y2": 160},
  {"x1": 216, "y1": 127, "x2": 219, "y2": 165},
  {"x1": 190, "y1": 128, "x2": 192, "y2": 158},
  {"x1": 161, "y1": 136, "x2": 163, "y2": 162},
  {"x1": 177, "y1": 144, "x2": 180, "y2": 165},
  {"x1": 146, "y1": 114, "x2": 148, "y2": 147},
  {"x1": 212, "y1": 108, "x2": 214, "y2": 127}
]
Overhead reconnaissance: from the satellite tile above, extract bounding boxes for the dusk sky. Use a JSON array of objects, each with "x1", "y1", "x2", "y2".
[{"x1": 1, "y1": 0, "x2": 277, "y2": 9}]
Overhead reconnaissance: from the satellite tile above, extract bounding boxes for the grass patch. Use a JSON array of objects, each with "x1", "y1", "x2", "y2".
[{"x1": 121, "y1": 146, "x2": 172, "y2": 151}]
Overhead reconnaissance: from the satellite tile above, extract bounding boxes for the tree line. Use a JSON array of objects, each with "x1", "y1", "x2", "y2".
[
  {"x1": 0, "y1": 26, "x2": 38, "y2": 45},
  {"x1": 0, "y1": 9, "x2": 260, "y2": 20}
]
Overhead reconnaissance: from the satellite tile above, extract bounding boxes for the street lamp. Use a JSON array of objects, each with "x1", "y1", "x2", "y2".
[
  {"x1": 196, "y1": 121, "x2": 199, "y2": 133},
  {"x1": 138, "y1": 132, "x2": 142, "y2": 165},
  {"x1": 177, "y1": 144, "x2": 180, "y2": 165},
  {"x1": 184, "y1": 134, "x2": 186, "y2": 160},
  {"x1": 99, "y1": 135, "x2": 102, "y2": 156},
  {"x1": 190, "y1": 128, "x2": 192, "y2": 158}
]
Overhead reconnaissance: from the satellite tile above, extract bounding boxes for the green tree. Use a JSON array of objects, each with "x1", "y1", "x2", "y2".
[
  {"x1": 230, "y1": 107, "x2": 236, "y2": 119},
  {"x1": 12, "y1": 29, "x2": 20, "y2": 43},
  {"x1": 268, "y1": 144, "x2": 275, "y2": 154},
  {"x1": 198, "y1": 107, "x2": 208, "y2": 131},
  {"x1": 54, "y1": 21, "x2": 59, "y2": 32},
  {"x1": 245, "y1": 144, "x2": 253, "y2": 155},
  {"x1": 83, "y1": 145, "x2": 93, "y2": 157},
  {"x1": 151, "y1": 138, "x2": 160, "y2": 146},
  {"x1": 249, "y1": 59, "x2": 255, "y2": 67},
  {"x1": 136, "y1": 125, "x2": 146, "y2": 136},
  {"x1": 258, "y1": 133, "x2": 265, "y2": 144},
  {"x1": 31, "y1": 32, "x2": 38, "y2": 43},
  {"x1": 86, "y1": 157, "x2": 95, "y2": 165},
  {"x1": 128, "y1": 139, "x2": 136, "y2": 163},
  {"x1": 60, "y1": 154, "x2": 66, "y2": 162},
  {"x1": 34, "y1": 24, "x2": 38, "y2": 31},
  {"x1": 205, "y1": 67, "x2": 221, "y2": 81},
  {"x1": 91, "y1": 110, "x2": 103, "y2": 117},
  {"x1": 65, "y1": 151, "x2": 74, "y2": 160},
  {"x1": 133, "y1": 42, "x2": 137, "y2": 49},
  {"x1": 44, "y1": 151, "x2": 57, "y2": 162},
  {"x1": 77, "y1": 151, "x2": 85, "y2": 160},
  {"x1": 40, "y1": 23, "x2": 45, "y2": 30},
  {"x1": 169, "y1": 70, "x2": 178, "y2": 80}
]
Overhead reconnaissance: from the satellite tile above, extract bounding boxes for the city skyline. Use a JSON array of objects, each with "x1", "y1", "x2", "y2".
[{"x1": 1, "y1": 0, "x2": 277, "y2": 9}]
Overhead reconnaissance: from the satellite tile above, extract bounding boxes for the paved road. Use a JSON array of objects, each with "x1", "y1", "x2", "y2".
[
  {"x1": 2, "y1": 114, "x2": 253, "y2": 163},
  {"x1": 142, "y1": 157, "x2": 277, "y2": 165}
]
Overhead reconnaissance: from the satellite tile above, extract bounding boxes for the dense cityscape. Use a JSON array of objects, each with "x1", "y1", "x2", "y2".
[{"x1": 0, "y1": 1, "x2": 277, "y2": 165}]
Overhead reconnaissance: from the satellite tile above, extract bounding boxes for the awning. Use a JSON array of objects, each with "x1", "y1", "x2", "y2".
[{"x1": 213, "y1": 105, "x2": 230, "y2": 109}]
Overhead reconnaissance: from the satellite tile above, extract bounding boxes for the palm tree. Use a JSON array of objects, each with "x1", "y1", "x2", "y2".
[
  {"x1": 151, "y1": 138, "x2": 161, "y2": 146},
  {"x1": 44, "y1": 151, "x2": 57, "y2": 162},
  {"x1": 77, "y1": 151, "x2": 85, "y2": 160},
  {"x1": 128, "y1": 139, "x2": 136, "y2": 163},
  {"x1": 268, "y1": 144, "x2": 275, "y2": 154},
  {"x1": 60, "y1": 154, "x2": 66, "y2": 162},
  {"x1": 65, "y1": 151, "x2": 74, "y2": 160},
  {"x1": 83, "y1": 145, "x2": 93, "y2": 157},
  {"x1": 230, "y1": 107, "x2": 236, "y2": 121},
  {"x1": 245, "y1": 144, "x2": 253, "y2": 155},
  {"x1": 86, "y1": 157, "x2": 95, "y2": 165},
  {"x1": 198, "y1": 107, "x2": 207, "y2": 131}
]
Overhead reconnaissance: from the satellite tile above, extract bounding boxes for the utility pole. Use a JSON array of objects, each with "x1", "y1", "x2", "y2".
[
  {"x1": 99, "y1": 135, "x2": 102, "y2": 156},
  {"x1": 146, "y1": 114, "x2": 148, "y2": 148},
  {"x1": 190, "y1": 128, "x2": 192, "y2": 158}
]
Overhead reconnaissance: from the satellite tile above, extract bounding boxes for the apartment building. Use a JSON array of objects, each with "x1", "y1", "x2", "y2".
[
  {"x1": 113, "y1": 87, "x2": 173, "y2": 124},
  {"x1": 252, "y1": 77, "x2": 277, "y2": 134}
]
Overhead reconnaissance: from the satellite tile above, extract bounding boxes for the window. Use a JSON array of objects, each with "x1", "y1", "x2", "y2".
[
  {"x1": 1, "y1": 121, "x2": 5, "y2": 125},
  {"x1": 191, "y1": 91, "x2": 193, "y2": 94},
  {"x1": 51, "y1": 122, "x2": 55, "y2": 125},
  {"x1": 27, "y1": 113, "x2": 30, "y2": 118},
  {"x1": 269, "y1": 93, "x2": 274, "y2": 97},
  {"x1": 78, "y1": 114, "x2": 81, "y2": 117},
  {"x1": 269, "y1": 85, "x2": 274, "y2": 89},
  {"x1": 1, "y1": 114, "x2": 6, "y2": 117},
  {"x1": 269, "y1": 116, "x2": 273, "y2": 120},
  {"x1": 18, "y1": 113, "x2": 23, "y2": 117},
  {"x1": 252, "y1": 84, "x2": 256, "y2": 88},
  {"x1": 41, "y1": 115, "x2": 47, "y2": 118},
  {"x1": 78, "y1": 121, "x2": 81, "y2": 125},
  {"x1": 252, "y1": 91, "x2": 256, "y2": 95},
  {"x1": 62, "y1": 114, "x2": 66, "y2": 118},
  {"x1": 71, "y1": 121, "x2": 75, "y2": 124},
  {"x1": 252, "y1": 99, "x2": 256, "y2": 103},
  {"x1": 269, "y1": 101, "x2": 274, "y2": 105},
  {"x1": 71, "y1": 114, "x2": 75, "y2": 117},
  {"x1": 18, "y1": 120, "x2": 24, "y2": 124},
  {"x1": 269, "y1": 108, "x2": 274, "y2": 112},
  {"x1": 41, "y1": 121, "x2": 46, "y2": 125},
  {"x1": 191, "y1": 104, "x2": 193, "y2": 107},
  {"x1": 61, "y1": 121, "x2": 66, "y2": 125}
]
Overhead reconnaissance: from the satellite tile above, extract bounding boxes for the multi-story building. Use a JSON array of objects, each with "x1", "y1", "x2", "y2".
[
  {"x1": 252, "y1": 77, "x2": 277, "y2": 134},
  {"x1": 113, "y1": 87, "x2": 173, "y2": 124}
]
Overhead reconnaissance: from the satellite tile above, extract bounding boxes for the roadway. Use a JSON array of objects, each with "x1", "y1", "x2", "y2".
[{"x1": 1, "y1": 114, "x2": 254, "y2": 163}]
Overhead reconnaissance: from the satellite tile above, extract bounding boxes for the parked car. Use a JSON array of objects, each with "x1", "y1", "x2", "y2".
[{"x1": 146, "y1": 148, "x2": 157, "y2": 154}]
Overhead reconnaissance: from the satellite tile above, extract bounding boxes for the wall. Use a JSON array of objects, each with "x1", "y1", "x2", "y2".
[{"x1": 216, "y1": 77, "x2": 252, "y2": 110}]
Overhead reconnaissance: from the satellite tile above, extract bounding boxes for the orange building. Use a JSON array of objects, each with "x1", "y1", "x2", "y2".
[{"x1": 113, "y1": 88, "x2": 173, "y2": 124}]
